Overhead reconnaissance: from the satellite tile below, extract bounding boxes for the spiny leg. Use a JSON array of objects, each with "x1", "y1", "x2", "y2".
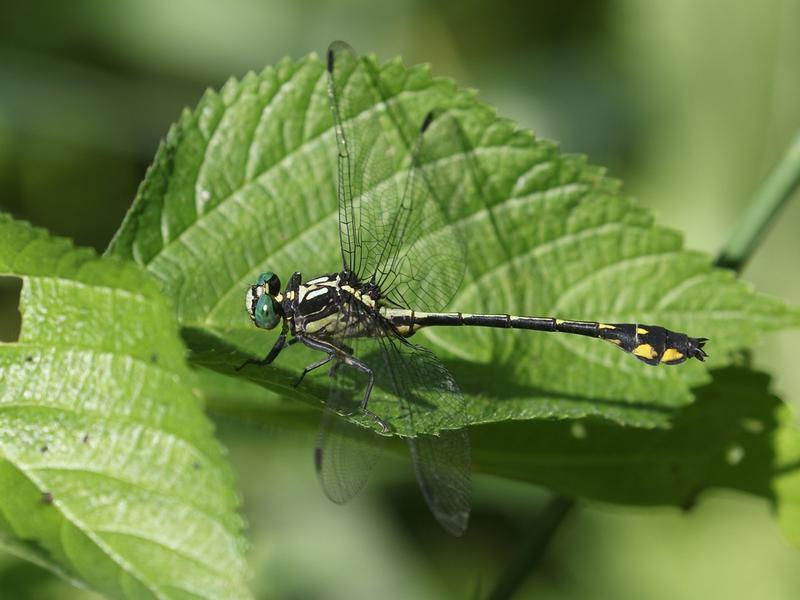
[
  {"x1": 294, "y1": 353, "x2": 335, "y2": 387},
  {"x1": 236, "y1": 327, "x2": 296, "y2": 371},
  {"x1": 296, "y1": 335, "x2": 389, "y2": 433},
  {"x1": 294, "y1": 338, "x2": 352, "y2": 386},
  {"x1": 327, "y1": 343, "x2": 353, "y2": 379}
]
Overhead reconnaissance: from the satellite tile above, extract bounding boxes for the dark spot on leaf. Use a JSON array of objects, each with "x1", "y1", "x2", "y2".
[
  {"x1": 40, "y1": 445, "x2": 48, "y2": 454},
  {"x1": 82, "y1": 434, "x2": 90, "y2": 444},
  {"x1": 150, "y1": 353, "x2": 159, "y2": 363},
  {"x1": 25, "y1": 356, "x2": 33, "y2": 362},
  {"x1": 192, "y1": 461, "x2": 201, "y2": 471},
  {"x1": 41, "y1": 492, "x2": 53, "y2": 505}
]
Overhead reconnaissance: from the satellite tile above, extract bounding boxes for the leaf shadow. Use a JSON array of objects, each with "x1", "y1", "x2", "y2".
[{"x1": 444, "y1": 358, "x2": 682, "y2": 422}]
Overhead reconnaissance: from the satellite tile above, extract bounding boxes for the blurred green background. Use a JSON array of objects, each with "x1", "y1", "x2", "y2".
[{"x1": 1, "y1": 0, "x2": 799, "y2": 598}]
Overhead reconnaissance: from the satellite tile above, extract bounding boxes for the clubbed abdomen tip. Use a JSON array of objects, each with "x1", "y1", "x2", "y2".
[{"x1": 688, "y1": 337, "x2": 709, "y2": 362}]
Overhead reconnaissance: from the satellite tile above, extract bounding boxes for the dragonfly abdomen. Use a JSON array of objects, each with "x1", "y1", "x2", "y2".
[
  {"x1": 381, "y1": 308, "x2": 708, "y2": 366},
  {"x1": 590, "y1": 323, "x2": 708, "y2": 365}
]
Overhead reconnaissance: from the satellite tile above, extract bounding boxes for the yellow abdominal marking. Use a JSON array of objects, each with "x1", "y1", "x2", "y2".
[
  {"x1": 636, "y1": 327, "x2": 649, "y2": 335},
  {"x1": 555, "y1": 319, "x2": 564, "y2": 325},
  {"x1": 285, "y1": 291, "x2": 296, "y2": 300},
  {"x1": 632, "y1": 343, "x2": 657, "y2": 360},
  {"x1": 661, "y1": 348, "x2": 684, "y2": 363},
  {"x1": 598, "y1": 323, "x2": 615, "y2": 330},
  {"x1": 606, "y1": 339, "x2": 622, "y2": 345}
]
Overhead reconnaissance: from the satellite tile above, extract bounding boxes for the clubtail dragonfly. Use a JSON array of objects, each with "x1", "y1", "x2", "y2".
[{"x1": 240, "y1": 41, "x2": 708, "y2": 535}]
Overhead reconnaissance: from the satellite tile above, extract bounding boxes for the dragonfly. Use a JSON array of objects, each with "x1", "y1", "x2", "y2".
[{"x1": 240, "y1": 41, "x2": 709, "y2": 535}]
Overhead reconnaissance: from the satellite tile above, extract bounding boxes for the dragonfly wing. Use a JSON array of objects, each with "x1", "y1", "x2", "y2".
[
  {"x1": 314, "y1": 332, "x2": 385, "y2": 504},
  {"x1": 313, "y1": 292, "x2": 471, "y2": 530},
  {"x1": 326, "y1": 41, "x2": 469, "y2": 312},
  {"x1": 326, "y1": 40, "x2": 410, "y2": 280},
  {"x1": 376, "y1": 333, "x2": 472, "y2": 534},
  {"x1": 315, "y1": 407, "x2": 385, "y2": 504},
  {"x1": 373, "y1": 111, "x2": 471, "y2": 314},
  {"x1": 408, "y1": 429, "x2": 471, "y2": 536}
]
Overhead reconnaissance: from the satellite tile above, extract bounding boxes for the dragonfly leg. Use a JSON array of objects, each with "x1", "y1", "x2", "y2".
[
  {"x1": 358, "y1": 369, "x2": 389, "y2": 433},
  {"x1": 235, "y1": 326, "x2": 294, "y2": 371},
  {"x1": 334, "y1": 355, "x2": 387, "y2": 432},
  {"x1": 296, "y1": 335, "x2": 390, "y2": 433},
  {"x1": 294, "y1": 353, "x2": 335, "y2": 387},
  {"x1": 327, "y1": 343, "x2": 353, "y2": 379},
  {"x1": 328, "y1": 360, "x2": 342, "y2": 379}
]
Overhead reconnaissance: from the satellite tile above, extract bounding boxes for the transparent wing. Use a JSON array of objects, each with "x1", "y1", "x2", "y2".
[
  {"x1": 315, "y1": 351, "x2": 385, "y2": 504},
  {"x1": 314, "y1": 296, "x2": 471, "y2": 531},
  {"x1": 408, "y1": 431, "x2": 471, "y2": 536},
  {"x1": 376, "y1": 333, "x2": 471, "y2": 535},
  {"x1": 314, "y1": 298, "x2": 385, "y2": 504},
  {"x1": 326, "y1": 41, "x2": 467, "y2": 312}
]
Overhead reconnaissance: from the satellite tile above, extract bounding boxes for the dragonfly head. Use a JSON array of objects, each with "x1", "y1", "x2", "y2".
[{"x1": 245, "y1": 271, "x2": 282, "y2": 330}]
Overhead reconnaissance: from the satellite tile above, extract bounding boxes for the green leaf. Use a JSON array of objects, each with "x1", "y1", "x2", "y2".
[
  {"x1": 0, "y1": 215, "x2": 250, "y2": 599},
  {"x1": 107, "y1": 52, "x2": 800, "y2": 434},
  {"x1": 468, "y1": 364, "x2": 800, "y2": 547},
  {"x1": 470, "y1": 366, "x2": 779, "y2": 506},
  {"x1": 0, "y1": 529, "x2": 91, "y2": 594}
]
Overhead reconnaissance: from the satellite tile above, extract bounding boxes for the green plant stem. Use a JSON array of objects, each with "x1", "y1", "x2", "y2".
[
  {"x1": 487, "y1": 496, "x2": 575, "y2": 600},
  {"x1": 716, "y1": 130, "x2": 800, "y2": 272}
]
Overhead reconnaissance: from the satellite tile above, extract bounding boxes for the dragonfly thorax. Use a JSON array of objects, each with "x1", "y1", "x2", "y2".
[{"x1": 286, "y1": 272, "x2": 383, "y2": 340}]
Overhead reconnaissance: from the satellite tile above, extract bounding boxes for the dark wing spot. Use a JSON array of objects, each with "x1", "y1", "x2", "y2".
[
  {"x1": 327, "y1": 48, "x2": 335, "y2": 73},
  {"x1": 420, "y1": 111, "x2": 434, "y2": 133},
  {"x1": 314, "y1": 446, "x2": 323, "y2": 472}
]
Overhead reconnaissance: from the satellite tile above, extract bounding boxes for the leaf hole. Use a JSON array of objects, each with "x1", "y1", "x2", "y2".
[{"x1": 0, "y1": 276, "x2": 22, "y2": 342}]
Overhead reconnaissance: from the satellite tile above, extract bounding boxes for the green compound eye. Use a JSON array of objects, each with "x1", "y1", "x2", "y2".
[
  {"x1": 254, "y1": 294, "x2": 280, "y2": 330},
  {"x1": 257, "y1": 271, "x2": 281, "y2": 295}
]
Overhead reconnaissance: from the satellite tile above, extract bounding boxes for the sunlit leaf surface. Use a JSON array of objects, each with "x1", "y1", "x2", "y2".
[
  {"x1": 109, "y1": 52, "x2": 800, "y2": 433},
  {"x1": 0, "y1": 215, "x2": 250, "y2": 599}
]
